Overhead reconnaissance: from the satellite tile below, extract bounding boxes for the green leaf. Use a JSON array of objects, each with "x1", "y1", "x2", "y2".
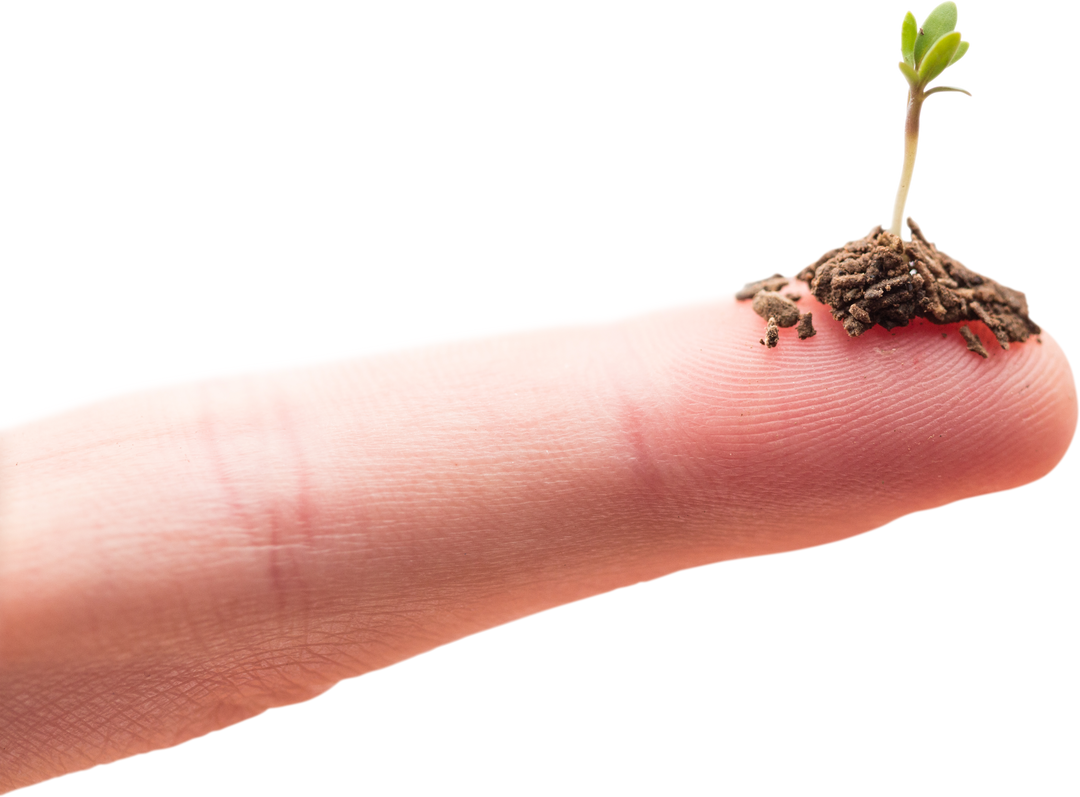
[
  {"x1": 901, "y1": 12, "x2": 918, "y2": 67},
  {"x1": 949, "y1": 40, "x2": 969, "y2": 66},
  {"x1": 924, "y1": 82, "x2": 976, "y2": 99},
  {"x1": 914, "y1": 1, "x2": 958, "y2": 68},
  {"x1": 899, "y1": 61, "x2": 920, "y2": 87},
  {"x1": 918, "y1": 30, "x2": 961, "y2": 86}
]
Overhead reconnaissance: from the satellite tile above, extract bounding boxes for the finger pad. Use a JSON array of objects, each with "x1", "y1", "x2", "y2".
[{"x1": 628, "y1": 295, "x2": 1077, "y2": 540}]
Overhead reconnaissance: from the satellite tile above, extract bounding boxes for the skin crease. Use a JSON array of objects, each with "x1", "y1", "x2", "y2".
[{"x1": 0, "y1": 285, "x2": 1075, "y2": 792}]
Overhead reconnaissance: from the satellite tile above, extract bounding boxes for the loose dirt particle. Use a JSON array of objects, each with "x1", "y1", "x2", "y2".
[
  {"x1": 959, "y1": 325, "x2": 988, "y2": 358},
  {"x1": 763, "y1": 317, "x2": 780, "y2": 348},
  {"x1": 797, "y1": 312, "x2": 816, "y2": 339},
  {"x1": 736, "y1": 274, "x2": 789, "y2": 300},
  {"x1": 784, "y1": 292, "x2": 803, "y2": 301},
  {"x1": 751, "y1": 291, "x2": 800, "y2": 327}
]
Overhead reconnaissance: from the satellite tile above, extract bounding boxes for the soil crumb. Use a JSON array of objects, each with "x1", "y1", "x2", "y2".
[
  {"x1": 751, "y1": 291, "x2": 800, "y2": 327},
  {"x1": 737, "y1": 274, "x2": 789, "y2": 300},
  {"x1": 959, "y1": 325, "x2": 988, "y2": 358},
  {"x1": 796, "y1": 219, "x2": 1039, "y2": 347},
  {"x1": 784, "y1": 291, "x2": 803, "y2": 301},
  {"x1": 763, "y1": 317, "x2": 780, "y2": 348},
  {"x1": 797, "y1": 312, "x2": 816, "y2": 339}
]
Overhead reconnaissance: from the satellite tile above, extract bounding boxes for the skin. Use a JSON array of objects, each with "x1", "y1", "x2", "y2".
[{"x1": 0, "y1": 285, "x2": 1075, "y2": 792}]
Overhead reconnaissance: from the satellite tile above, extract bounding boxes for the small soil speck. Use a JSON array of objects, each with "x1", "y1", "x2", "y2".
[
  {"x1": 959, "y1": 325, "x2": 989, "y2": 358},
  {"x1": 763, "y1": 317, "x2": 780, "y2": 348}
]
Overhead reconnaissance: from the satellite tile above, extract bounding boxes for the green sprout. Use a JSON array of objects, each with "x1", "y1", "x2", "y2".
[{"x1": 890, "y1": 1, "x2": 970, "y2": 236}]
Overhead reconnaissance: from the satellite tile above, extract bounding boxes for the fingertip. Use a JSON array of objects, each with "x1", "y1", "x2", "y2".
[{"x1": 622, "y1": 297, "x2": 1077, "y2": 544}]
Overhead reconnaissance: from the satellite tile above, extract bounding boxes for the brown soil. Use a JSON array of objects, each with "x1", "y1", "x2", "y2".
[
  {"x1": 734, "y1": 272, "x2": 786, "y2": 300},
  {"x1": 959, "y1": 325, "x2": 988, "y2": 358},
  {"x1": 737, "y1": 219, "x2": 1040, "y2": 353},
  {"x1": 796, "y1": 312, "x2": 816, "y2": 340},
  {"x1": 761, "y1": 317, "x2": 780, "y2": 348},
  {"x1": 751, "y1": 291, "x2": 801, "y2": 328},
  {"x1": 747, "y1": 289, "x2": 805, "y2": 347}
]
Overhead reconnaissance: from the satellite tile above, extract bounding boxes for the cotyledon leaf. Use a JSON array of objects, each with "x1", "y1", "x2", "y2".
[
  {"x1": 917, "y1": 30, "x2": 961, "y2": 86},
  {"x1": 914, "y1": 1, "x2": 958, "y2": 67},
  {"x1": 924, "y1": 85, "x2": 971, "y2": 97},
  {"x1": 949, "y1": 40, "x2": 969, "y2": 66},
  {"x1": 899, "y1": 61, "x2": 920, "y2": 87},
  {"x1": 902, "y1": 12, "x2": 918, "y2": 67}
]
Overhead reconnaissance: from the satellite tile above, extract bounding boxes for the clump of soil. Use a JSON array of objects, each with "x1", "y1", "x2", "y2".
[
  {"x1": 751, "y1": 291, "x2": 800, "y2": 328},
  {"x1": 743, "y1": 268, "x2": 816, "y2": 345},
  {"x1": 796, "y1": 312, "x2": 816, "y2": 340},
  {"x1": 736, "y1": 274, "x2": 789, "y2": 300},
  {"x1": 761, "y1": 317, "x2": 780, "y2": 348},
  {"x1": 737, "y1": 219, "x2": 1040, "y2": 355}
]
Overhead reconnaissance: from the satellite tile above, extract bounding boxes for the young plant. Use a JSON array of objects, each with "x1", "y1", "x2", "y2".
[{"x1": 890, "y1": 2, "x2": 970, "y2": 236}]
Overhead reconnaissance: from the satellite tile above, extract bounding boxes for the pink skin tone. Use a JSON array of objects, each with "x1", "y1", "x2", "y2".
[{"x1": 1, "y1": 285, "x2": 1075, "y2": 792}]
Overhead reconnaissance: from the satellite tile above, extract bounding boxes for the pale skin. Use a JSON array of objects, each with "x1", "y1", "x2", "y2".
[{"x1": 0, "y1": 286, "x2": 1076, "y2": 792}]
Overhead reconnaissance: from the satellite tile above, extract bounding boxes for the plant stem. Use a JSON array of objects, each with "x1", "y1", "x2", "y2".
[{"x1": 890, "y1": 90, "x2": 924, "y2": 237}]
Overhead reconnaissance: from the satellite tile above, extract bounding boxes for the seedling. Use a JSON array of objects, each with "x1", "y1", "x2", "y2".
[
  {"x1": 736, "y1": 3, "x2": 1041, "y2": 355},
  {"x1": 891, "y1": 2, "x2": 970, "y2": 236}
]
